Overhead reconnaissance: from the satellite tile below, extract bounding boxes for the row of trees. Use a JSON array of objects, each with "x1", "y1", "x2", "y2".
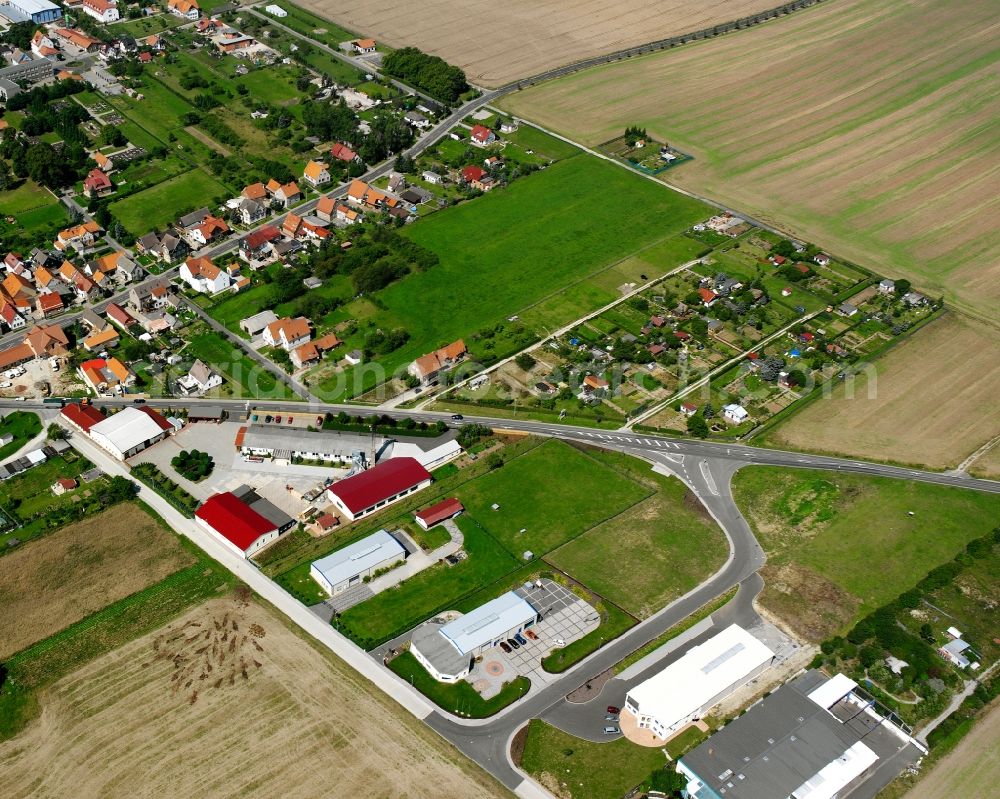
[{"x1": 382, "y1": 47, "x2": 468, "y2": 104}]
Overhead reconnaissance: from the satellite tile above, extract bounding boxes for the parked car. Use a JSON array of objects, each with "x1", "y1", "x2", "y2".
[
  {"x1": 264, "y1": 415, "x2": 273, "y2": 423},
  {"x1": 316, "y1": 415, "x2": 323, "y2": 425},
  {"x1": 607, "y1": 705, "x2": 620, "y2": 715},
  {"x1": 605, "y1": 713, "x2": 618, "y2": 721},
  {"x1": 287, "y1": 416, "x2": 294, "y2": 423},
  {"x1": 506, "y1": 638, "x2": 520, "y2": 650},
  {"x1": 275, "y1": 415, "x2": 282, "y2": 423},
  {"x1": 499, "y1": 641, "x2": 511, "y2": 653},
  {"x1": 555, "y1": 637, "x2": 566, "y2": 647},
  {"x1": 514, "y1": 633, "x2": 528, "y2": 646},
  {"x1": 603, "y1": 726, "x2": 620, "y2": 735},
  {"x1": 251, "y1": 414, "x2": 258, "y2": 422},
  {"x1": 525, "y1": 630, "x2": 538, "y2": 641}
]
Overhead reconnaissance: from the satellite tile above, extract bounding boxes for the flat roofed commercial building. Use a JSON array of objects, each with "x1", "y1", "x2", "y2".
[
  {"x1": 678, "y1": 671, "x2": 924, "y2": 799},
  {"x1": 624, "y1": 624, "x2": 775, "y2": 739},
  {"x1": 410, "y1": 591, "x2": 539, "y2": 682},
  {"x1": 87, "y1": 406, "x2": 172, "y2": 460},
  {"x1": 0, "y1": 0, "x2": 62, "y2": 23},
  {"x1": 309, "y1": 529, "x2": 405, "y2": 595}
]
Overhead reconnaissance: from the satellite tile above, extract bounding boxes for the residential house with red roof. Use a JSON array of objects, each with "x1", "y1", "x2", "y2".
[
  {"x1": 414, "y1": 497, "x2": 464, "y2": 530},
  {"x1": 408, "y1": 339, "x2": 467, "y2": 384},
  {"x1": 81, "y1": 0, "x2": 120, "y2": 23},
  {"x1": 330, "y1": 142, "x2": 358, "y2": 162},
  {"x1": 469, "y1": 124, "x2": 496, "y2": 147}
]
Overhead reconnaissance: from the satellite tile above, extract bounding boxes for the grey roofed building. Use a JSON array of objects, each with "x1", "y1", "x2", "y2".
[
  {"x1": 230, "y1": 484, "x2": 294, "y2": 532},
  {"x1": 309, "y1": 529, "x2": 406, "y2": 595},
  {"x1": 272, "y1": 239, "x2": 303, "y2": 257},
  {"x1": 239, "y1": 309, "x2": 278, "y2": 336},
  {"x1": 678, "y1": 671, "x2": 924, "y2": 799},
  {"x1": 410, "y1": 619, "x2": 471, "y2": 679},
  {"x1": 401, "y1": 187, "x2": 431, "y2": 204},
  {"x1": 177, "y1": 207, "x2": 210, "y2": 229},
  {"x1": 80, "y1": 307, "x2": 107, "y2": 332}
]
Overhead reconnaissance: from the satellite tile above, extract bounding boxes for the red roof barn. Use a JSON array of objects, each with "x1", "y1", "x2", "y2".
[
  {"x1": 196, "y1": 492, "x2": 278, "y2": 558},
  {"x1": 61, "y1": 402, "x2": 106, "y2": 432},
  {"x1": 415, "y1": 497, "x2": 464, "y2": 530},
  {"x1": 327, "y1": 457, "x2": 432, "y2": 522}
]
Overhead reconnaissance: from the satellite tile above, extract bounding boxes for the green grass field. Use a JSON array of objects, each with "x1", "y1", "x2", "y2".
[
  {"x1": 732, "y1": 467, "x2": 1000, "y2": 640},
  {"x1": 317, "y1": 154, "x2": 711, "y2": 397},
  {"x1": 109, "y1": 170, "x2": 228, "y2": 235},
  {"x1": 454, "y1": 440, "x2": 650, "y2": 557},
  {"x1": 0, "y1": 412, "x2": 40, "y2": 463},
  {"x1": 520, "y1": 719, "x2": 697, "y2": 799},
  {"x1": 334, "y1": 514, "x2": 519, "y2": 646},
  {"x1": 183, "y1": 332, "x2": 296, "y2": 399},
  {"x1": 4, "y1": 180, "x2": 56, "y2": 215},
  {"x1": 548, "y1": 457, "x2": 727, "y2": 618}
]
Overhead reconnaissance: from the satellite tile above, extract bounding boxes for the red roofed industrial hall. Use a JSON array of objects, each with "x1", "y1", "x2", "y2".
[
  {"x1": 326, "y1": 457, "x2": 432, "y2": 522},
  {"x1": 414, "y1": 497, "x2": 464, "y2": 530},
  {"x1": 196, "y1": 491, "x2": 279, "y2": 558}
]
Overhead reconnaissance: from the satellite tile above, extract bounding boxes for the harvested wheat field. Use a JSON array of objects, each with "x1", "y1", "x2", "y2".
[
  {"x1": 0, "y1": 596, "x2": 510, "y2": 799},
  {"x1": 969, "y1": 441, "x2": 1000, "y2": 480},
  {"x1": 302, "y1": 0, "x2": 784, "y2": 86},
  {"x1": 764, "y1": 314, "x2": 1000, "y2": 470},
  {"x1": 0, "y1": 503, "x2": 195, "y2": 659},
  {"x1": 501, "y1": 0, "x2": 1000, "y2": 321},
  {"x1": 906, "y1": 701, "x2": 1000, "y2": 799}
]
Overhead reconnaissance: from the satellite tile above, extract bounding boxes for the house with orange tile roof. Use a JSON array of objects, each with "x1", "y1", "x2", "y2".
[
  {"x1": 352, "y1": 38, "x2": 376, "y2": 53},
  {"x1": 408, "y1": 339, "x2": 468, "y2": 384},
  {"x1": 92, "y1": 151, "x2": 113, "y2": 173},
  {"x1": 267, "y1": 180, "x2": 301, "y2": 208},
  {"x1": 291, "y1": 332, "x2": 341, "y2": 369},
  {"x1": 167, "y1": 0, "x2": 200, "y2": 19},
  {"x1": 2, "y1": 272, "x2": 36, "y2": 304},
  {"x1": 81, "y1": 0, "x2": 120, "y2": 24},
  {"x1": 25, "y1": 324, "x2": 70, "y2": 358},
  {"x1": 82, "y1": 326, "x2": 120, "y2": 351},
  {"x1": 180, "y1": 256, "x2": 230, "y2": 294},
  {"x1": 80, "y1": 356, "x2": 134, "y2": 394},
  {"x1": 55, "y1": 28, "x2": 101, "y2": 52},
  {"x1": 54, "y1": 220, "x2": 103, "y2": 252},
  {"x1": 241, "y1": 181, "x2": 267, "y2": 201},
  {"x1": 36, "y1": 292, "x2": 64, "y2": 318},
  {"x1": 189, "y1": 215, "x2": 229, "y2": 246},
  {"x1": 263, "y1": 316, "x2": 311, "y2": 351},
  {"x1": 303, "y1": 160, "x2": 331, "y2": 188},
  {"x1": 315, "y1": 195, "x2": 336, "y2": 222}
]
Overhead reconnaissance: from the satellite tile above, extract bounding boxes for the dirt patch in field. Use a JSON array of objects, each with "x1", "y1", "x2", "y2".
[
  {"x1": 0, "y1": 597, "x2": 512, "y2": 799},
  {"x1": 905, "y1": 699, "x2": 1000, "y2": 799},
  {"x1": 0, "y1": 503, "x2": 195, "y2": 659},
  {"x1": 758, "y1": 562, "x2": 860, "y2": 643},
  {"x1": 184, "y1": 125, "x2": 231, "y2": 156},
  {"x1": 501, "y1": 0, "x2": 1000, "y2": 321},
  {"x1": 766, "y1": 314, "x2": 1000, "y2": 469},
  {"x1": 302, "y1": 0, "x2": 786, "y2": 86}
]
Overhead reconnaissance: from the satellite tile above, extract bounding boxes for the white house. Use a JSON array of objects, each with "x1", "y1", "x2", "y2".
[
  {"x1": 303, "y1": 160, "x2": 331, "y2": 188},
  {"x1": 624, "y1": 624, "x2": 774, "y2": 740},
  {"x1": 180, "y1": 256, "x2": 231, "y2": 294},
  {"x1": 264, "y1": 4, "x2": 286, "y2": 17},
  {"x1": 309, "y1": 529, "x2": 406, "y2": 595},
  {"x1": 723, "y1": 403, "x2": 749, "y2": 424},
  {"x1": 177, "y1": 359, "x2": 223, "y2": 395},
  {"x1": 262, "y1": 316, "x2": 311, "y2": 350},
  {"x1": 422, "y1": 170, "x2": 443, "y2": 185},
  {"x1": 81, "y1": 0, "x2": 119, "y2": 23}
]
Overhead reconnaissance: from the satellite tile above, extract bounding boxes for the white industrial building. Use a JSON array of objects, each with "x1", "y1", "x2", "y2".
[
  {"x1": 0, "y1": 0, "x2": 62, "y2": 24},
  {"x1": 380, "y1": 437, "x2": 462, "y2": 471},
  {"x1": 624, "y1": 625, "x2": 774, "y2": 739},
  {"x1": 87, "y1": 406, "x2": 173, "y2": 460},
  {"x1": 310, "y1": 529, "x2": 406, "y2": 595},
  {"x1": 264, "y1": 3, "x2": 286, "y2": 16},
  {"x1": 410, "y1": 591, "x2": 539, "y2": 682}
]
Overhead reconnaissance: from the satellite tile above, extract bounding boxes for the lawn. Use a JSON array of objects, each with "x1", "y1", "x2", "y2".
[
  {"x1": 334, "y1": 514, "x2": 520, "y2": 646},
  {"x1": 0, "y1": 412, "x2": 41, "y2": 462},
  {"x1": 109, "y1": 170, "x2": 229, "y2": 235},
  {"x1": 504, "y1": 125, "x2": 582, "y2": 162},
  {"x1": 519, "y1": 719, "x2": 679, "y2": 799},
  {"x1": 3, "y1": 180, "x2": 57, "y2": 215},
  {"x1": 184, "y1": 331, "x2": 296, "y2": 399},
  {"x1": 388, "y1": 651, "x2": 529, "y2": 718},
  {"x1": 454, "y1": 439, "x2": 651, "y2": 557},
  {"x1": 547, "y1": 462, "x2": 727, "y2": 619},
  {"x1": 732, "y1": 466, "x2": 1000, "y2": 640},
  {"x1": 0, "y1": 452, "x2": 96, "y2": 549},
  {"x1": 315, "y1": 154, "x2": 710, "y2": 397}
]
